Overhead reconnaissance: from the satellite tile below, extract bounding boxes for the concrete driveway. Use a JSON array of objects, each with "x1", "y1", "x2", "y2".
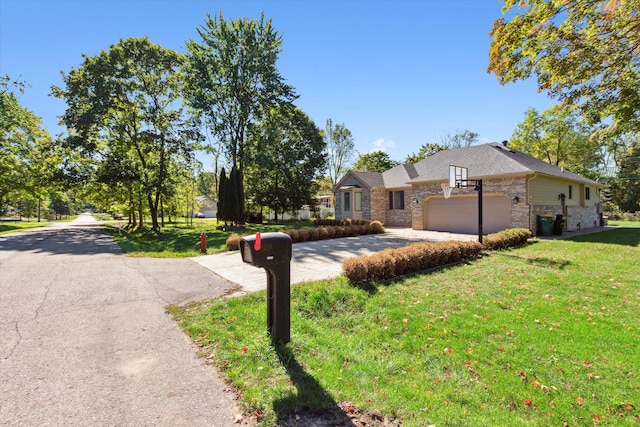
[
  {"x1": 193, "y1": 228, "x2": 479, "y2": 293},
  {"x1": 0, "y1": 215, "x2": 247, "y2": 426}
]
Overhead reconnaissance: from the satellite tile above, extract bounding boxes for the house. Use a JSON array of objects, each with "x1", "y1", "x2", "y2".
[
  {"x1": 334, "y1": 142, "x2": 604, "y2": 235},
  {"x1": 194, "y1": 195, "x2": 217, "y2": 218}
]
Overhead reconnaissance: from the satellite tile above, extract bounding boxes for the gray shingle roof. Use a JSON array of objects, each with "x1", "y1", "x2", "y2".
[
  {"x1": 408, "y1": 143, "x2": 600, "y2": 186},
  {"x1": 337, "y1": 143, "x2": 599, "y2": 191},
  {"x1": 350, "y1": 171, "x2": 385, "y2": 188}
]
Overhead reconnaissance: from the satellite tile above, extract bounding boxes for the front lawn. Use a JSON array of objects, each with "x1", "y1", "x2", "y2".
[
  {"x1": 170, "y1": 223, "x2": 640, "y2": 426},
  {"x1": 0, "y1": 219, "x2": 52, "y2": 235},
  {"x1": 107, "y1": 219, "x2": 316, "y2": 257}
]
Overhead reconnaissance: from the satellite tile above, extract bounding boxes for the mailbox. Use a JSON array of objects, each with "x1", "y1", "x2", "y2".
[
  {"x1": 240, "y1": 232, "x2": 292, "y2": 267},
  {"x1": 240, "y1": 232, "x2": 292, "y2": 345}
]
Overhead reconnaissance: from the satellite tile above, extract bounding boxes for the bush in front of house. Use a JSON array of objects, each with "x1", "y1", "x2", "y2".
[
  {"x1": 313, "y1": 218, "x2": 379, "y2": 227},
  {"x1": 481, "y1": 228, "x2": 532, "y2": 251},
  {"x1": 226, "y1": 233, "x2": 242, "y2": 250},
  {"x1": 342, "y1": 228, "x2": 534, "y2": 285},
  {"x1": 343, "y1": 240, "x2": 483, "y2": 286}
]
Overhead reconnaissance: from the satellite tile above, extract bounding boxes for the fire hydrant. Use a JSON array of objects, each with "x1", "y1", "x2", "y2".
[{"x1": 197, "y1": 232, "x2": 207, "y2": 253}]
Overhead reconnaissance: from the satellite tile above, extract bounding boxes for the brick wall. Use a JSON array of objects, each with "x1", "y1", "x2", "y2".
[{"x1": 411, "y1": 177, "x2": 529, "y2": 230}]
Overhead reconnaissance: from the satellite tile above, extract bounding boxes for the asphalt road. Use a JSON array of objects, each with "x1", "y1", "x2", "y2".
[{"x1": 0, "y1": 215, "x2": 247, "y2": 426}]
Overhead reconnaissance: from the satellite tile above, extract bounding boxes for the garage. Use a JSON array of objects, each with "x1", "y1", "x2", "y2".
[{"x1": 424, "y1": 194, "x2": 511, "y2": 234}]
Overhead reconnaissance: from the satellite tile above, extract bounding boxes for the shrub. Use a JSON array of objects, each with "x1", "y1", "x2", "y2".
[
  {"x1": 308, "y1": 228, "x2": 319, "y2": 241},
  {"x1": 318, "y1": 227, "x2": 330, "y2": 240},
  {"x1": 297, "y1": 229, "x2": 310, "y2": 242},
  {"x1": 482, "y1": 228, "x2": 532, "y2": 251},
  {"x1": 370, "y1": 220, "x2": 385, "y2": 234},
  {"x1": 226, "y1": 233, "x2": 241, "y2": 251},
  {"x1": 342, "y1": 240, "x2": 483, "y2": 285}
]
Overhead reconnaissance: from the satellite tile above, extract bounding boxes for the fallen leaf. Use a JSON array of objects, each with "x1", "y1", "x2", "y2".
[
  {"x1": 577, "y1": 397, "x2": 585, "y2": 406},
  {"x1": 233, "y1": 413, "x2": 243, "y2": 423},
  {"x1": 531, "y1": 379, "x2": 541, "y2": 388},
  {"x1": 583, "y1": 361, "x2": 593, "y2": 368},
  {"x1": 525, "y1": 399, "x2": 533, "y2": 407}
]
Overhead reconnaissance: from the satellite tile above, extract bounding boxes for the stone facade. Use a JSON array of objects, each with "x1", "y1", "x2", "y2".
[{"x1": 370, "y1": 189, "x2": 387, "y2": 224}]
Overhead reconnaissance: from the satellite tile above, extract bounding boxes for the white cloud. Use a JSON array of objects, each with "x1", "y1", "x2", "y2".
[{"x1": 370, "y1": 138, "x2": 396, "y2": 152}]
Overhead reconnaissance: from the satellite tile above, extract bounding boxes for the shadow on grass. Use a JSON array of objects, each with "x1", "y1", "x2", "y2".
[
  {"x1": 497, "y1": 251, "x2": 572, "y2": 269},
  {"x1": 273, "y1": 345, "x2": 356, "y2": 426},
  {"x1": 566, "y1": 226, "x2": 640, "y2": 247}
]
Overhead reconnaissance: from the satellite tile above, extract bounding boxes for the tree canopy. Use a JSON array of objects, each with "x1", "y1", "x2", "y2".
[
  {"x1": 353, "y1": 151, "x2": 398, "y2": 173},
  {"x1": 488, "y1": 0, "x2": 640, "y2": 134},
  {"x1": 324, "y1": 118, "x2": 355, "y2": 185},
  {"x1": 1, "y1": 75, "x2": 59, "y2": 214},
  {"x1": 53, "y1": 37, "x2": 199, "y2": 229},
  {"x1": 245, "y1": 105, "x2": 326, "y2": 220},
  {"x1": 184, "y1": 12, "x2": 297, "y2": 222},
  {"x1": 510, "y1": 105, "x2": 600, "y2": 177},
  {"x1": 405, "y1": 143, "x2": 448, "y2": 164}
]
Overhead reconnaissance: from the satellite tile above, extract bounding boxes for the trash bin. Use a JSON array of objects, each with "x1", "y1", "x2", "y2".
[
  {"x1": 553, "y1": 214, "x2": 564, "y2": 235},
  {"x1": 537, "y1": 214, "x2": 556, "y2": 236}
]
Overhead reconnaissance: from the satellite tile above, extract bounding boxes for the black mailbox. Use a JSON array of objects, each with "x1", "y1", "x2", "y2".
[
  {"x1": 239, "y1": 232, "x2": 292, "y2": 345},
  {"x1": 240, "y1": 232, "x2": 292, "y2": 267}
]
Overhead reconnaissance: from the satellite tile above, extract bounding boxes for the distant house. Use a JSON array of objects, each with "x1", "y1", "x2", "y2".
[
  {"x1": 334, "y1": 142, "x2": 604, "y2": 235},
  {"x1": 195, "y1": 195, "x2": 217, "y2": 218}
]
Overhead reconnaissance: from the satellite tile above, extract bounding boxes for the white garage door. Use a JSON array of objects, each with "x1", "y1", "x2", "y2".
[{"x1": 424, "y1": 195, "x2": 511, "y2": 234}]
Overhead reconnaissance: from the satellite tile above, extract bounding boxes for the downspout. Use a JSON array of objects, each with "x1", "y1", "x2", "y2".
[{"x1": 527, "y1": 173, "x2": 537, "y2": 232}]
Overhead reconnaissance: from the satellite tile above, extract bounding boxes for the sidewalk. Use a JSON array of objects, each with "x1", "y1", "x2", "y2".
[{"x1": 192, "y1": 228, "x2": 478, "y2": 294}]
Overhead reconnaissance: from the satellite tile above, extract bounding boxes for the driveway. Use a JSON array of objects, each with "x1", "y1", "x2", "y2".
[
  {"x1": 193, "y1": 227, "x2": 479, "y2": 293},
  {"x1": 0, "y1": 215, "x2": 246, "y2": 426}
]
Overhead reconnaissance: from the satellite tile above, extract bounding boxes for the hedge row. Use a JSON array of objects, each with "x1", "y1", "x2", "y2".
[
  {"x1": 343, "y1": 240, "x2": 483, "y2": 285},
  {"x1": 481, "y1": 228, "x2": 532, "y2": 250},
  {"x1": 313, "y1": 219, "x2": 374, "y2": 226},
  {"x1": 225, "y1": 221, "x2": 385, "y2": 250},
  {"x1": 342, "y1": 228, "x2": 533, "y2": 285}
]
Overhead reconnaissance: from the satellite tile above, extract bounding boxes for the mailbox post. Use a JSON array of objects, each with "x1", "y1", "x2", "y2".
[{"x1": 239, "y1": 232, "x2": 292, "y2": 345}]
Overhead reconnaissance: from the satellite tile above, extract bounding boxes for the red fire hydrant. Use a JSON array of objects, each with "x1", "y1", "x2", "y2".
[{"x1": 197, "y1": 232, "x2": 207, "y2": 253}]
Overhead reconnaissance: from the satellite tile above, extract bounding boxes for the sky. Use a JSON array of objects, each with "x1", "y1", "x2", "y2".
[{"x1": 0, "y1": 0, "x2": 556, "y2": 170}]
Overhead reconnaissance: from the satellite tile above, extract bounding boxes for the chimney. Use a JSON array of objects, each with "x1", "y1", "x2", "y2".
[{"x1": 501, "y1": 140, "x2": 508, "y2": 147}]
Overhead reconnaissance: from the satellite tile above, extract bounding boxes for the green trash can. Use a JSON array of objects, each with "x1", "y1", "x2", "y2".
[{"x1": 537, "y1": 214, "x2": 556, "y2": 236}]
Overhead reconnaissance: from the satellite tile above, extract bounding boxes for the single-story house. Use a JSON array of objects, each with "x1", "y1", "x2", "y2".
[
  {"x1": 334, "y1": 142, "x2": 604, "y2": 235},
  {"x1": 195, "y1": 195, "x2": 217, "y2": 218}
]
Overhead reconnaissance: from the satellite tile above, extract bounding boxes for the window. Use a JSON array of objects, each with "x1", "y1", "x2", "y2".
[
  {"x1": 585, "y1": 187, "x2": 590, "y2": 200},
  {"x1": 389, "y1": 191, "x2": 405, "y2": 210},
  {"x1": 354, "y1": 192, "x2": 362, "y2": 211},
  {"x1": 344, "y1": 192, "x2": 351, "y2": 212},
  {"x1": 569, "y1": 185, "x2": 573, "y2": 200}
]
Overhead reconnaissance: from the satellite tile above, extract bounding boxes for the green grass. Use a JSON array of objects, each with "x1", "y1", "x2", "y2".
[
  {"x1": 0, "y1": 219, "x2": 52, "y2": 235},
  {"x1": 107, "y1": 219, "x2": 316, "y2": 257},
  {"x1": 170, "y1": 223, "x2": 640, "y2": 426}
]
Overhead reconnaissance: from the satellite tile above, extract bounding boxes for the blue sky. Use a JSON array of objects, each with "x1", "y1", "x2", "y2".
[{"x1": 1, "y1": 0, "x2": 555, "y2": 169}]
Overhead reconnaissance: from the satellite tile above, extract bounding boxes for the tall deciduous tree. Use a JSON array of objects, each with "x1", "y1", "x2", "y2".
[
  {"x1": 510, "y1": 105, "x2": 600, "y2": 176},
  {"x1": 184, "y1": 12, "x2": 296, "y2": 223},
  {"x1": 324, "y1": 118, "x2": 355, "y2": 185},
  {"x1": 1, "y1": 75, "x2": 59, "y2": 215},
  {"x1": 488, "y1": 0, "x2": 640, "y2": 134},
  {"x1": 245, "y1": 105, "x2": 326, "y2": 221},
  {"x1": 53, "y1": 37, "x2": 199, "y2": 229},
  {"x1": 353, "y1": 151, "x2": 398, "y2": 172},
  {"x1": 611, "y1": 136, "x2": 640, "y2": 212}
]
